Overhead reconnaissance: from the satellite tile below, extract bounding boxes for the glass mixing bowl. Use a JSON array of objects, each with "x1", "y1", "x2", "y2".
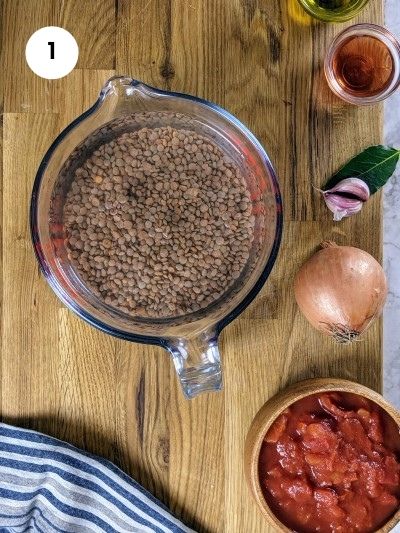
[{"x1": 30, "y1": 76, "x2": 282, "y2": 399}]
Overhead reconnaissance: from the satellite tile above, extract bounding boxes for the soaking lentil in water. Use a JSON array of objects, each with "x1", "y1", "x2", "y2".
[{"x1": 62, "y1": 125, "x2": 255, "y2": 318}]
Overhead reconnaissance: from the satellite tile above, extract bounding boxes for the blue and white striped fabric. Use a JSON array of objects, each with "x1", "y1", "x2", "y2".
[{"x1": 0, "y1": 424, "x2": 193, "y2": 533}]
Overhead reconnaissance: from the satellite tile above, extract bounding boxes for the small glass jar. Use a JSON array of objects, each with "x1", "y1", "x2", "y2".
[
  {"x1": 297, "y1": 0, "x2": 370, "y2": 22},
  {"x1": 324, "y1": 24, "x2": 400, "y2": 105}
]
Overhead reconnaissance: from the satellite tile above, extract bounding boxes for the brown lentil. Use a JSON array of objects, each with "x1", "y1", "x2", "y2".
[{"x1": 62, "y1": 125, "x2": 254, "y2": 318}]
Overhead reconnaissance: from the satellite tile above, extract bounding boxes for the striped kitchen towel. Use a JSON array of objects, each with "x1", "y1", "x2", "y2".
[{"x1": 0, "y1": 423, "x2": 194, "y2": 533}]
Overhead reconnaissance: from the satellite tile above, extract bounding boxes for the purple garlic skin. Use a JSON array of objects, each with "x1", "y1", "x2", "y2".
[{"x1": 322, "y1": 177, "x2": 370, "y2": 221}]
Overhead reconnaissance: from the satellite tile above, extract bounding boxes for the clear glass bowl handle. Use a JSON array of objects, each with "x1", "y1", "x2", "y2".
[{"x1": 166, "y1": 330, "x2": 222, "y2": 399}]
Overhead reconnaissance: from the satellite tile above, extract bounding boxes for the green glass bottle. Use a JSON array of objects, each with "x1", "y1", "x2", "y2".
[{"x1": 297, "y1": 0, "x2": 370, "y2": 22}]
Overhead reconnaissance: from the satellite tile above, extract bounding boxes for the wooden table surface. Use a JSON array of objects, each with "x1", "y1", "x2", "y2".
[{"x1": 1, "y1": 1, "x2": 384, "y2": 531}]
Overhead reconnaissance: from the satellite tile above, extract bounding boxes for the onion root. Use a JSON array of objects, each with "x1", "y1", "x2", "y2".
[{"x1": 323, "y1": 323, "x2": 361, "y2": 344}]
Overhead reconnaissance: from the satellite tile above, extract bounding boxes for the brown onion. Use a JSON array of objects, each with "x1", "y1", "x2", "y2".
[{"x1": 294, "y1": 242, "x2": 387, "y2": 343}]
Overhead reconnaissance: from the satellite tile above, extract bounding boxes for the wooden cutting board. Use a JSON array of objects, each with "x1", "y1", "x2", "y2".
[{"x1": 1, "y1": 0, "x2": 383, "y2": 531}]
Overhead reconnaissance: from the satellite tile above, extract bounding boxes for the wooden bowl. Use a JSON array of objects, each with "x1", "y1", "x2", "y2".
[{"x1": 244, "y1": 378, "x2": 400, "y2": 533}]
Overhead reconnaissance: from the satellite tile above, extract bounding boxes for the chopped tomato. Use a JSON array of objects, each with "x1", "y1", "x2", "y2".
[
  {"x1": 320, "y1": 394, "x2": 353, "y2": 419},
  {"x1": 303, "y1": 422, "x2": 338, "y2": 453},
  {"x1": 266, "y1": 466, "x2": 282, "y2": 478},
  {"x1": 277, "y1": 436, "x2": 305, "y2": 475},
  {"x1": 360, "y1": 461, "x2": 384, "y2": 498},
  {"x1": 314, "y1": 488, "x2": 338, "y2": 506},
  {"x1": 260, "y1": 391, "x2": 400, "y2": 533},
  {"x1": 295, "y1": 421, "x2": 308, "y2": 437},
  {"x1": 305, "y1": 452, "x2": 331, "y2": 467},
  {"x1": 294, "y1": 504, "x2": 313, "y2": 525},
  {"x1": 380, "y1": 455, "x2": 400, "y2": 486},
  {"x1": 266, "y1": 414, "x2": 288, "y2": 443},
  {"x1": 368, "y1": 411, "x2": 384, "y2": 443},
  {"x1": 341, "y1": 493, "x2": 373, "y2": 531},
  {"x1": 376, "y1": 492, "x2": 398, "y2": 508},
  {"x1": 264, "y1": 475, "x2": 285, "y2": 500},
  {"x1": 338, "y1": 418, "x2": 373, "y2": 455},
  {"x1": 284, "y1": 477, "x2": 313, "y2": 503},
  {"x1": 357, "y1": 408, "x2": 370, "y2": 421}
]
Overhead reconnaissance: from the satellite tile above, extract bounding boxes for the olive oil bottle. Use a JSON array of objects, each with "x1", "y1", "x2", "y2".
[{"x1": 297, "y1": 0, "x2": 370, "y2": 22}]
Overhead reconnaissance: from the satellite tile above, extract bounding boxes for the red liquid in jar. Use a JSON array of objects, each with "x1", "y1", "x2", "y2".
[
  {"x1": 332, "y1": 35, "x2": 394, "y2": 97},
  {"x1": 259, "y1": 392, "x2": 400, "y2": 533}
]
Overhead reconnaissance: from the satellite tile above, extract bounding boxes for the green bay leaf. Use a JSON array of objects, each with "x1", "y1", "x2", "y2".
[{"x1": 323, "y1": 145, "x2": 400, "y2": 194}]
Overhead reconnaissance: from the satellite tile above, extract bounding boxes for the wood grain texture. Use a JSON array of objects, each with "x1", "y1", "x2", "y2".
[{"x1": 1, "y1": 1, "x2": 385, "y2": 532}]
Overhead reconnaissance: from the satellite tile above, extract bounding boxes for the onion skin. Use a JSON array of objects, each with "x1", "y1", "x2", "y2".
[{"x1": 294, "y1": 242, "x2": 388, "y2": 343}]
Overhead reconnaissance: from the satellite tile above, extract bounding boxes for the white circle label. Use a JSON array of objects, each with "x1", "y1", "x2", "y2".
[{"x1": 25, "y1": 27, "x2": 79, "y2": 79}]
